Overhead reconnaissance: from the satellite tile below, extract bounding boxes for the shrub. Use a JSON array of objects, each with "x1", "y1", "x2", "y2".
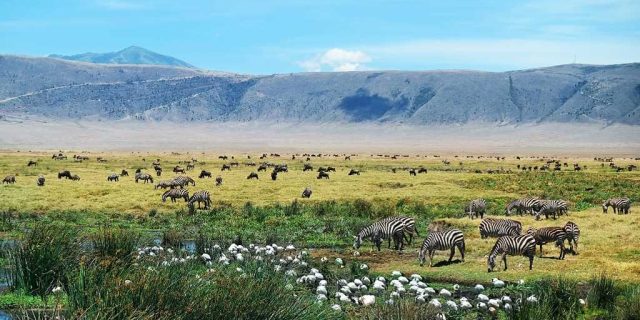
[
  {"x1": 91, "y1": 227, "x2": 139, "y2": 261},
  {"x1": 588, "y1": 273, "x2": 618, "y2": 311}
]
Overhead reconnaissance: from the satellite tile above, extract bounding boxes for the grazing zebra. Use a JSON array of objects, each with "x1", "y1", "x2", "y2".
[
  {"x1": 70, "y1": 174, "x2": 80, "y2": 181},
  {"x1": 199, "y1": 170, "x2": 212, "y2": 179},
  {"x1": 526, "y1": 227, "x2": 567, "y2": 260},
  {"x1": 247, "y1": 172, "x2": 259, "y2": 180},
  {"x1": 188, "y1": 190, "x2": 211, "y2": 210},
  {"x1": 534, "y1": 201, "x2": 560, "y2": 220},
  {"x1": 539, "y1": 199, "x2": 569, "y2": 216},
  {"x1": 348, "y1": 169, "x2": 360, "y2": 176},
  {"x1": 487, "y1": 235, "x2": 536, "y2": 272},
  {"x1": 394, "y1": 216, "x2": 420, "y2": 246},
  {"x1": 155, "y1": 180, "x2": 177, "y2": 189},
  {"x1": 36, "y1": 175, "x2": 45, "y2": 186},
  {"x1": 603, "y1": 198, "x2": 631, "y2": 214},
  {"x1": 301, "y1": 187, "x2": 312, "y2": 198},
  {"x1": 162, "y1": 189, "x2": 189, "y2": 203},
  {"x1": 418, "y1": 229, "x2": 465, "y2": 267},
  {"x1": 479, "y1": 218, "x2": 522, "y2": 238},
  {"x1": 120, "y1": 169, "x2": 129, "y2": 177},
  {"x1": 135, "y1": 173, "x2": 154, "y2": 184},
  {"x1": 58, "y1": 170, "x2": 72, "y2": 179},
  {"x1": 563, "y1": 221, "x2": 580, "y2": 255},
  {"x1": 317, "y1": 171, "x2": 329, "y2": 179},
  {"x1": 506, "y1": 198, "x2": 542, "y2": 216},
  {"x1": 215, "y1": 176, "x2": 223, "y2": 186},
  {"x1": 155, "y1": 167, "x2": 162, "y2": 177},
  {"x1": 2, "y1": 175, "x2": 16, "y2": 184},
  {"x1": 353, "y1": 217, "x2": 406, "y2": 251},
  {"x1": 465, "y1": 198, "x2": 487, "y2": 219},
  {"x1": 173, "y1": 176, "x2": 195, "y2": 188},
  {"x1": 107, "y1": 174, "x2": 119, "y2": 182}
]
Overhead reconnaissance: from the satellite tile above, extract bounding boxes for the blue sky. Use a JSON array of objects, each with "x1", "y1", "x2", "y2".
[{"x1": 1, "y1": 0, "x2": 639, "y2": 74}]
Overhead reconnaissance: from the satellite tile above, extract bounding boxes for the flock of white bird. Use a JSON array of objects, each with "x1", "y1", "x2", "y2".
[{"x1": 132, "y1": 242, "x2": 586, "y2": 316}]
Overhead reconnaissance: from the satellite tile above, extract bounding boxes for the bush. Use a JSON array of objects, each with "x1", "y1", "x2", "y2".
[
  {"x1": 588, "y1": 273, "x2": 618, "y2": 311},
  {"x1": 91, "y1": 227, "x2": 139, "y2": 261}
]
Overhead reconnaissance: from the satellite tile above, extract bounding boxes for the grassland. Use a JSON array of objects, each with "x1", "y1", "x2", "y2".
[{"x1": 1, "y1": 151, "x2": 639, "y2": 284}]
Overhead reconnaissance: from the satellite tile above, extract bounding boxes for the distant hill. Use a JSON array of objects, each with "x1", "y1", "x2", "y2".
[
  {"x1": 49, "y1": 46, "x2": 194, "y2": 68},
  {"x1": 0, "y1": 54, "x2": 638, "y2": 125}
]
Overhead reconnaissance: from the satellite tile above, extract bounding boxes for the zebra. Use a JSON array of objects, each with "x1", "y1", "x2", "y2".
[
  {"x1": 353, "y1": 218, "x2": 406, "y2": 252},
  {"x1": 506, "y1": 198, "x2": 542, "y2": 216},
  {"x1": 539, "y1": 199, "x2": 569, "y2": 216},
  {"x1": 479, "y1": 218, "x2": 522, "y2": 239},
  {"x1": 247, "y1": 172, "x2": 259, "y2": 180},
  {"x1": 418, "y1": 229, "x2": 465, "y2": 267},
  {"x1": 162, "y1": 189, "x2": 189, "y2": 203},
  {"x1": 465, "y1": 198, "x2": 487, "y2": 219},
  {"x1": 154, "y1": 166, "x2": 162, "y2": 177},
  {"x1": 301, "y1": 187, "x2": 312, "y2": 198},
  {"x1": 563, "y1": 221, "x2": 580, "y2": 255},
  {"x1": 487, "y1": 235, "x2": 536, "y2": 272},
  {"x1": 479, "y1": 218, "x2": 522, "y2": 238},
  {"x1": 36, "y1": 175, "x2": 45, "y2": 186},
  {"x1": 135, "y1": 173, "x2": 154, "y2": 184},
  {"x1": 534, "y1": 201, "x2": 561, "y2": 220},
  {"x1": 603, "y1": 198, "x2": 631, "y2": 214},
  {"x1": 395, "y1": 216, "x2": 420, "y2": 246},
  {"x1": 107, "y1": 174, "x2": 119, "y2": 182},
  {"x1": 215, "y1": 176, "x2": 223, "y2": 186},
  {"x1": 173, "y1": 176, "x2": 195, "y2": 188},
  {"x1": 155, "y1": 180, "x2": 177, "y2": 189},
  {"x1": 526, "y1": 227, "x2": 567, "y2": 260},
  {"x1": 188, "y1": 190, "x2": 211, "y2": 210},
  {"x1": 2, "y1": 175, "x2": 16, "y2": 184}
]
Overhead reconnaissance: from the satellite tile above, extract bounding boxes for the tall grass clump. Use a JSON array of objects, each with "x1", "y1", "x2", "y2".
[
  {"x1": 66, "y1": 261, "x2": 340, "y2": 320},
  {"x1": 588, "y1": 273, "x2": 618, "y2": 311},
  {"x1": 7, "y1": 223, "x2": 78, "y2": 300},
  {"x1": 91, "y1": 227, "x2": 139, "y2": 261},
  {"x1": 359, "y1": 299, "x2": 440, "y2": 320},
  {"x1": 510, "y1": 277, "x2": 583, "y2": 320},
  {"x1": 614, "y1": 284, "x2": 640, "y2": 320}
]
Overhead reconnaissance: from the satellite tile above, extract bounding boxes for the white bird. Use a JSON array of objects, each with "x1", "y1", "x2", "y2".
[
  {"x1": 373, "y1": 281, "x2": 385, "y2": 291},
  {"x1": 359, "y1": 295, "x2": 376, "y2": 306},
  {"x1": 335, "y1": 258, "x2": 344, "y2": 266},
  {"x1": 337, "y1": 279, "x2": 348, "y2": 286},
  {"x1": 285, "y1": 269, "x2": 297, "y2": 277},
  {"x1": 504, "y1": 303, "x2": 512, "y2": 311},
  {"x1": 317, "y1": 294, "x2": 327, "y2": 301},
  {"x1": 360, "y1": 263, "x2": 368, "y2": 270},
  {"x1": 347, "y1": 282, "x2": 358, "y2": 291},
  {"x1": 331, "y1": 304, "x2": 342, "y2": 311},
  {"x1": 474, "y1": 284, "x2": 485, "y2": 292},
  {"x1": 460, "y1": 300, "x2": 473, "y2": 309},
  {"x1": 396, "y1": 287, "x2": 406, "y2": 294},
  {"x1": 353, "y1": 251, "x2": 361, "y2": 256},
  {"x1": 362, "y1": 276, "x2": 371, "y2": 285},
  {"x1": 446, "y1": 300, "x2": 458, "y2": 311},
  {"x1": 416, "y1": 294, "x2": 427, "y2": 303},
  {"x1": 286, "y1": 244, "x2": 295, "y2": 250},
  {"x1": 476, "y1": 302, "x2": 487, "y2": 309},
  {"x1": 429, "y1": 299, "x2": 442, "y2": 308},
  {"x1": 489, "y1": 306, "x2": 497, "y2": 315},
  {"x1": 390, "y1": 292, "x2": 400, "y2": 299},
  {"x1": 410, "y1": 274, "x2": 423, "y2": 281},
  {"x1": 398, "y1": 276, "x2": 409, "y2": 284},
  {"x1": 319, "y1": 280, "x2": 327, "y2": 286},
  {"x1": 502, "y1": 296, "x2": 512, "y2": 303},
  {"x1": 354, "y1": 279, "x2": 363, "y2": 286},
  {"x1": 526, "y1": 295, "x2": 538, "y2": 303},
  {"x1": 391, "y1": 271, "x2": 402, "y2": 277},
  {"x1": 339, "y1": 294, "x2": 351, "y2": 303},
  {"x1": 477, "y1": 294, "x2": 489, "y2": 302},
  {"x1": 425, "y1": 287, "x2": 436, "y2": 295},
  {"x1": 316, "y1": 286, "x2": 327, "y2": 295},
  {"x1": 518, "y1": 279, "x2": 525, "y2": 285},
  {"x1": 320, "y1": 256, "x2": 328, "y2": 263},
  {"x1": 492, "y1": 278, "x2": 505, "y2": 288},
  {"x1": 579, "y1": 298, "x2": 586, "y2": 306},
  {"x1": 314, "y1": 273, "x2": 324, "y2": 280},
  {"x1": 488, "y1": 299, "x2": 501, "y2": 308},
  {"x1": 439, "y1": 289, "x2": 452, "y2": 298},
  {"x1": 377, "y1": 276, "x2": 387, "y2": 283},
  {"x1": 452, "y1": 284, "x2": 460, "y2": 291},
  {"x1": 386, "y1": 299, "x2": 395, "y2": 305}
]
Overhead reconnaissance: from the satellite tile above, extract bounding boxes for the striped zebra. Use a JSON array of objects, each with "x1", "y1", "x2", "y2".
[
  {"x1": 155, "y1": 180, "x2": 177, "y2": 189},
  {"x1": 479, "y1": 218, "x2": 522, "y2": 238},
  {"x1": 353, "y1": 218, "x2": 405, "y2": 251},
  {"x1": 539, "y1": 199, "x2": 569, "y2": 216},
  {"x1": 534, "y1": 201, "x2": 562, "y2": 220},
  {"x1": 188, "y1": 190, "x2": 211, "y2": 210},
  {"x1": 135, "y1": 173, "x2": 154, "y2": 184},
  {"x1": 465, "y1": 199, "x2": 486, "y2": 219},
  {"x1": 396, "y1": 216, "x2": 420, "y2": 245},
  {"x1": 162, "y1": 189, "x2": 189, "y2": 203},
  {"x1": 506, "y1": 198, "x2": 542, "y2": 216},
  {"x1": 563, "y1": 221, "x2": 580, "y2": 255},
  {"x1": 526, "y1": 226, "x2": 567, "y2": 260},
  {"x1": 418, "y1": 229, "x2": 465, "y2": 267},
  {"x1": 487, "y1": 235, "x2": 536, "y2": 272},
  {"x1": 173, "y1": 176, "x2": 195, "y2": 188},
  {"x1": 603, "y1": 198, "x2": 631, "y2": 214}
]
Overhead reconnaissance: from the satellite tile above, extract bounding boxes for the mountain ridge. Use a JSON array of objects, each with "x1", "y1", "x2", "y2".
[
  {"x1": 48, "y1": 46, "x2": 194, "y2": 68},
  {"x1": 0, "y1": 54, "x2": 638, "y2": 125}
]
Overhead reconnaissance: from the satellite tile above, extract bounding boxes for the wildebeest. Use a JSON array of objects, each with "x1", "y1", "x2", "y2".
[
  {"x1": 70, "y1": 174, "x2": 81, "y2": 181},
  {"x1": 348, "y1": 169, "x2": 360, "y2": 176},
  {"x1": 258, "y1": 164, "x2": 268, "y2": 172},
  {"x1": 302, "y1": 187, "x2": 312, "y2": 198},
  {"x1": 274, "y1": 164, "x2": 288, "y2": 173},
  {"x1": 58, "y1": 170, "x2": 72, "y2": 179},
  {"x1": 271, "y1": 170, "x2": 278, "y2": 181},
  {"x1": 418, "y1": 168, "x2": 428, "y2": 174},
  {"x1": 221, "y1": 164, "x2": 231, "y2": 171},
  {"x1": 186, "y1": 163, "x2": 195, "y2": 170},
  {"x1": 107, "y1": 174, "x2": 119, "y2": 182},
  {"x1": 247, "y1": 172, "x2": 259, "y2": 180},
  {"x1": 199, "y1": 170, "x2": 212, "y2": 179},
  {"x1": 173, "y1": 166, "x2": 185, "y2": 174},
  {"x1": 37, "y1": 175, "x2": 45, "y2": 186},
  {"x1": 215, "y1": 176, "x2": 223, "y2": 186},
  {"x1": 2, "y1": 175, "x2": 16, "y2": 184},
  {"x1": 317, "y1": 171, "x2": 329, "y2": 179},
  {"x1": 27, "y1": 160, "x2": 37, "y2": 167},
  {"x1": 121, "y1": 169, "x2": 129, "y2": 177},
  {"x1": 303, "y1": 164, "x2": 313, "y2": 172},
  {"x1": 409, "y1": 169, "x2": 417, "y2": 176}
]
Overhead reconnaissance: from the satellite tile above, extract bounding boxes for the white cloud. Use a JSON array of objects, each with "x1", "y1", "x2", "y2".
[{"x1": 298, "y1": 48, "x2": 371, "y2": 72}]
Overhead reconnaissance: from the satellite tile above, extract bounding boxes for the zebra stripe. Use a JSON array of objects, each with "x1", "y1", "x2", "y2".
[
  {"x1": 162, "y1": 189, "x2": 189, "y2": 203},
  {"x1": 526, "y1": 226, "x2": 567, "y2": 260},
  {"x1": 418, "y1": 229, "x2": 465, "y2": 267},
  {"x1": 353, "y1": 217, "x2": 406, "y2": 251},
  {"x1": 534, "y1": 200, "x2": 568, "y2": 220},
  {"x1": 564, "y1": 221, "x2": 580, "y2": 254},
  {"x1": 603, "y1": 198, "x2": 631, "y2": 214},
  {"x1": 487, "y1": 235, "x2": 536, "y2": 272},
  {"x1": 466, "y1": 198, "x2": 486, "y2": 219},
  {"x1": 506, "y1": 198, "x2": 542, "y2": 216},
  {"x1": 173, "y1": 176, "x2": 196, "y2": 188},
  {"x1": 479, "y1": 218, "x2": 522, "y2": 238},
  {"x1": 188, "y1": 190, "x2": 211, "y2": 209}
]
